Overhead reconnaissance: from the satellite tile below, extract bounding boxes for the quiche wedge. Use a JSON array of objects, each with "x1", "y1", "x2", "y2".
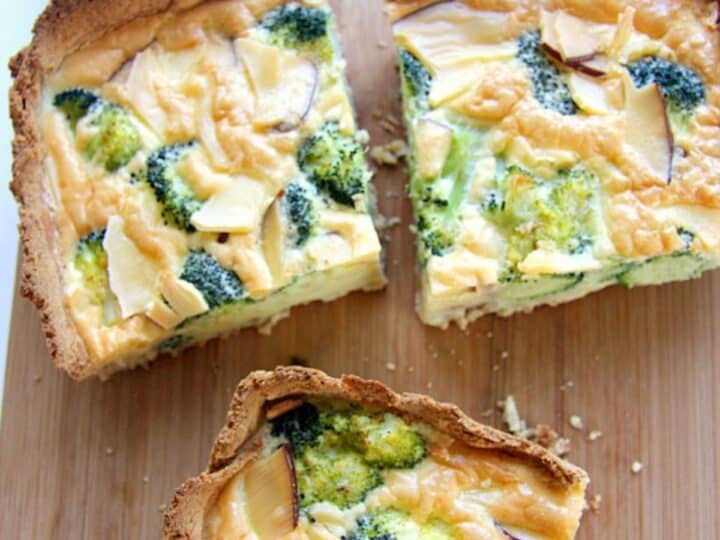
[
  {"x1": 388, "y1": 0, "x2": 720, "y2": 327},
  {"x1": 163, "y1": 367, "x2": 589, "y2": 539},
  {"x1": 10, "y1": 0, "x2": 385, "y2": 379}
]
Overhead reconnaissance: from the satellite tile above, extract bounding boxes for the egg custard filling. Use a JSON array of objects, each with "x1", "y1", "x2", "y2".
[
  {"x1": 388, "y1": 0, "x2": 720, "y2": 327},
  {"x1": 205, "y1": 400, "x2": 587, "y2": 540},
  {"x1": 40, "y1": 0, "x2": 384, "y2": 375}
]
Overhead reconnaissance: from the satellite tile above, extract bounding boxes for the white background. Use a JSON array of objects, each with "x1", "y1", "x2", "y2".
[{"x1": 0, "y1": 0, "x2": 47, "y2": 405}]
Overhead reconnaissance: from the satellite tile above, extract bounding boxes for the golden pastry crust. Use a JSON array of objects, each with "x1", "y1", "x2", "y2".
[{"x1": 162, "y1": 366, "x2": 589, "y2": 539}]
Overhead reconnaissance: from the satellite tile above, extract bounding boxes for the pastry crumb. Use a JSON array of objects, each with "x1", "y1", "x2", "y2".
[
  {"x1": 386, "y1": 362, "x2": 397, "y2": 371},
  {"x1": 492, "y1": 364, "x2": 500, "y2": 372},
  {"x1": 500, "y1": 351, "x2": 509, "y2": 359},
  {"x1": 589, "y1": 494, "x2": 602, "y2": 513},
  {"x1": 569, "y1": 415, "x2": 584, "y2": 430},
  {"x1": 631, "y1": 461, "x2": 644, "y2": 474},
  {"x1": 588, "y1": 430, "x2": 603, "y2": 441},
  {"x1": 105, "y1": 447, "x2": 115, "y2": 456},
  {"x1": 370, "y1": 139, "x2": 408, "y2": 166},
  {"x1": 33, "y1": 375, "x2": 42, "y2": 383},
  {"x1": 158, "y1": 504, "x2": 167, "y2": 513},
  {"x1": 501, "y1": 395, "x2": 527, "y2": 435},
  {"x1": 143, "y1": 475, "x2": 150, "y2": 484},
  {"x1": 486, "y1": 331, "x2": 493, "y2": 338}
]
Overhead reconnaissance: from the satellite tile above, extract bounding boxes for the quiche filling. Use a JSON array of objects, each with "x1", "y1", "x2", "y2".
[
  {"x1": 41, "y1": 0, "x2": 384, "y2": 372},
  {"x1": 205, "y1": 401, "x2": 587, "y2": 540},
  {"x1": 389, "y1": 0, "x2": 720, "y2": 327}
]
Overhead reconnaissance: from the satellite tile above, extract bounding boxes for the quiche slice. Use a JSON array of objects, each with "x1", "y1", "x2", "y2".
[
  {"x1": 10, "y1": 0, "x2": 385, "y2": 379},
  {"x1": 388, "y1": 0, "x2": 720, "y2": 327},
  {"x1": 163, "y1": 367, "x2": 589, "y2": 539}
]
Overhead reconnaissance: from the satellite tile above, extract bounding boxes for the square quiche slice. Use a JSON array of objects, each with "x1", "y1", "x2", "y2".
[
  {"x1": 10, "y1": 0, "x2": 385, "y2": 379},
  {"x1": 388, "y1": 0, "x2": 720, "y2": 327}
]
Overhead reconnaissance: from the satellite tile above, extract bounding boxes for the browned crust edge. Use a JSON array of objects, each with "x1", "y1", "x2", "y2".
[{"x1": 162, "y1": 366, "x2": 589, "y2": 539}]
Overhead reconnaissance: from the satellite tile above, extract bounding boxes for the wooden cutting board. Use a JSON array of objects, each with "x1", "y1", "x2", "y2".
[{"x1": 1, "y1": 1, "x2": 719, "y2": 538}]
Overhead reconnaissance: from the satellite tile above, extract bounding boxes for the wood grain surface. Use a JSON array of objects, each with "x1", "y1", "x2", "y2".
[{"x1": 1, "y1": 1, "x2": 719, "y2": 538}]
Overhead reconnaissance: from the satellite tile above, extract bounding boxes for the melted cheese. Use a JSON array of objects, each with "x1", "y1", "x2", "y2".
[
  {"x1": 42, "y1": 0, "x2": 384, "y2": 368},
  {"x1": 392, "y1": 0, "x2": 720, "y2": 327}
]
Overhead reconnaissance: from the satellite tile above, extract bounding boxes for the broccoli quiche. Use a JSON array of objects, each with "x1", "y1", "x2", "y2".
[
  {"x1": 388, "y1": 0, "x2": 720, "y2": 327},
  {"x1": 10, "y1": 0, "x2": 385, "y2": 378},
  {"x1": 163, "y1": 367, "x2": 589, "y2": 539}
]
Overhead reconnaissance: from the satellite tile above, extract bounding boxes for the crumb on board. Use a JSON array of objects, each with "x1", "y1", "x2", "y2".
[
  {"x1": 143, "y1": 476, "x2": 150, "y2": 484},
  {"x1": 560, "y1": 380, "x2": 575, "y2": 391},
  {"x1": 500, "y1": 351, "x2": 509, "y2": 359},
  {"x1": 370, "y1": 139, "x2": 408, "y2": 166},
  {"x1": 501, "y1": 395, "x2": 527, "y2": 435},
  {"x1": 33, "y1": 375, "x2": 42, "y2": 383},
  {"x1": 588, "y1": 430, "x2": 603, "y2": 441},
  {"x1": 589, "y1": 494, "x2": 602, "y2": 513},
  {"x1": 569, "y1": 415, "x2": 584, "y2": 430},
  {"x1": 631, "y1": 461, "x2": 644, "y2": 474},
  {"x1": 499, "y1": 398, "x2": 571, "y2": 457},
  {"x1": 386, "y1": 362, "x2": 397, "y2": 372},
  {"x1": 105, "y1": 447, "x2": 115, "y2": 456},
  {"x1": 158, "y1": 504, "x2": 167, "y2": 513}
]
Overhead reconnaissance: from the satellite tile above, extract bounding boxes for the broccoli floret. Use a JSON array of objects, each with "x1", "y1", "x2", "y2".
[
  {"x1": 179, "y1": 250, "x2": 245, "y2": 309},
  {"x1": 298, "y1": 122, "x2": 369, "y2": 207},
  {"x1": 334, "y1": 412, "x2": 427, "y2": 469},
  {"x1": 399, "y1": 49, "x2": 432, "y2": 108},
  {"x1": 84, "y1": 103, "x2": 142, "y2": 172},
  {"x1": 260, "y1": 3, "x2": 333, "y2": 60},
  {"x1": 283, "y1": 181, "x2": 316, "y2": 246},
  {"x1": 485, "y1": 165, "x2": 598, "y2": 268},
  {"x1": 53, "y1": 89, "x2": 100, "y2": 129},
  {"x1": 75, "y1": 229, "x2": 109, "y2": 307},
  {"x1": 74, "y1": 229, "x2": 118, "y2": 324},
  {"x1": 411, "y1": 125, "x2": 481, "y2": 260},
  {"x1": 146, "y1": 143, "x2": 202, "y2": 232},
  {"x1": 270, "y1": 402, "x2": 323, "y2": 453},
  {"x1": 344, "y1": 510, "x2": 453, "y2": 540},
  {"x1": 270, "y1": 403, "x2": 427, "y2": 510},
  {"x1": 296, "y1": 445, "x2": 382, "y2": 509},
  {"x1": 626, "y1": 56, "x2": 705, "y2": 115},
  {"x1": 54, "y1": 89, "x2": 141, "y2": 172},
  {"x1": 517, "y1": 30, "x2": 577, "y2": 115}
]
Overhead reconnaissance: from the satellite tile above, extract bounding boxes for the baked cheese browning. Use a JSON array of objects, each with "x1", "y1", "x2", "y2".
[
  {"x1": 31, "y1": 0, "x2": 385, "y2": 376},
  {"x1": 202, "y1": 400, "x2": 586, "y2": 539},
  {"x1": 389, "y1": 0, "x2": 720, "y2": 327}
]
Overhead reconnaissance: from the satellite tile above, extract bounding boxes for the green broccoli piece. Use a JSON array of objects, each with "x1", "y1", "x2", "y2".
[
  {"x1": 74, "y1": 229, "x2": 118, "y2": 324},
  {"x1": 517, "y1": 30, "x2": 577, "y2": 115},
  {"x1": 485, "y1": 165, "x2": 598, "y2": 269},
  {"x1": 283, "y1": 181, "x2": 316, "y2": 246},
  {"x1": 270, "y1": 402, "x2": 323, "y2": 453},
  {"x1": 84, "y1": 103, "x2": 142, "y2": 172},
  {"x1": 179, "y1": 250, "x2": 245, "y2": 309},
  {"x1": 54, "y1": 89, "x2": 141, "y2": 172},
  {"x1": 341, "y1": 412, "x2": 427, "y2": 469},
  {"x1": 343, "y1": 509, "x2": 453, "y2": 540},
  {"x1": 75, "y1": 229, "x2": 109, "y2": 307},
  {"x1": 296, "y1": 445, "x2": 382, "y2": 509},
  {"x1": 270, "y1": 403, "x2": 427, "y2": 510},
  {"x1": 146, "y1": 143, "x2": 202, "y2": 232},
  {"x1": 626, "y1": 56, "x2": 705, "y2": 115},
  {"x1": 53, "y1": 89, "x2": 100, "y2": 129},
  {"x1": 260, "y1": 3, "x2": 333, "y2": 60},
  {"x1": 399, "y1": 49, "x2": 432, "y2": 108},
  {"x1": 298, "y1": 122, "x2": 369, "y2": 207},
  {"x1": 411, "y1": 125, "x2": 482, "y2": 260}
]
